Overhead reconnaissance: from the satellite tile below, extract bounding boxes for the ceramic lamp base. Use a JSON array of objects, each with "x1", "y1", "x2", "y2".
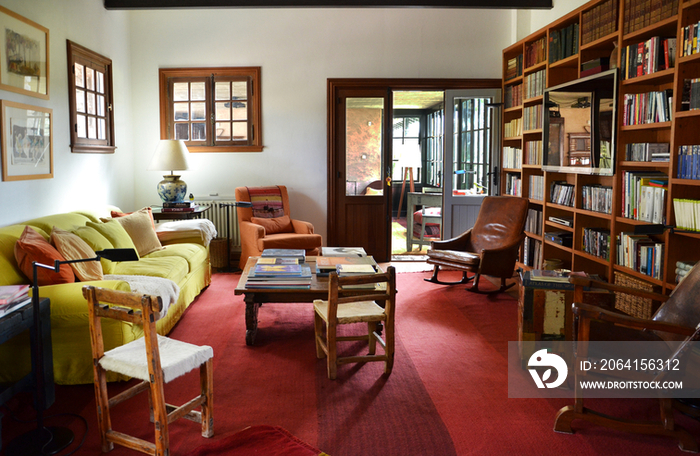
[{"x1": 157, "y1": 175, "x2": 187, "y2": 203}]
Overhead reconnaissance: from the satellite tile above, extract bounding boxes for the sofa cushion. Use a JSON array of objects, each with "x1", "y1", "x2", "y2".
[
  {"x1": 72, "y1": 226, "x2": 116, "y2": 274},
  {"x1": 112, "y1": 208, "x2": 163, "y2": 257},
  {"x1": 15, "y1": 226, "x2": 75, "y2": 286},
  {"x1": 258, "y1": 233, "x2": 323, "y2": 251},
  {"x1": 145, "y1": 243, "x2": 208, "y2": 271},
  {"x1": 50, "y1": 227, "x2": 103, "y2": 282},
  {"x1": 0, "y1": 225, "x2": 35, "y2": 286},
  {"x1": 24, "y1": 213, "x2": 93, "y2": 235},
  {"x1": 87, "y1": 220, "x2": 139, "y2": 254},
  {"x1": 111, "y1": 207, "x2": 156, "y2": 230},
  {"x1": 112, "y1": 256, "x2": 189, "y2": 284},
  {"x1": 250, "y1": 215, "x2": 293, "y2": 234}
]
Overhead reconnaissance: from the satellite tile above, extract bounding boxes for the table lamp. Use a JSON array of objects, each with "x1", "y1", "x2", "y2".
[
  {"x1": 5, "y1": 248, "x2": 138, "y2": 456},
  {"x1": 149, "y1": 139, "x2": 190, "y2": 203}
]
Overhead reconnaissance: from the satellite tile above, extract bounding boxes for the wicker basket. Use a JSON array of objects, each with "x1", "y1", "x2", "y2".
[
  {"x1": 209, "y1": 237, "x2": 229, "y2": 268},
  {"x1": 613, "y1": 271, "x2": 661, "y2": 319}
]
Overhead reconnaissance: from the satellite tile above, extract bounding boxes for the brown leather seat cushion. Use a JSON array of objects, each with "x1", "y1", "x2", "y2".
[{"x1": 427, "y1": 249, "x2": 479, "y2": 265}]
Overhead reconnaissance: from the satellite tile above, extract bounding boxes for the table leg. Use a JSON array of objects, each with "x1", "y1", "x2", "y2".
[{"x1": 245, "y1": 297, "x2": 260, "y2": 346}]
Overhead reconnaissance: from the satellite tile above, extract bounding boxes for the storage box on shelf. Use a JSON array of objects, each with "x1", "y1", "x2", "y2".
[{"x1": 502, "y1": 0, "x2": 699, "y2": 300}]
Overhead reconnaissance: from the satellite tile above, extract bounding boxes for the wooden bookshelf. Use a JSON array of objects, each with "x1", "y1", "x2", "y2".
[{"x1": 503, "y1": 0, "x2": 699, "y2": 295}]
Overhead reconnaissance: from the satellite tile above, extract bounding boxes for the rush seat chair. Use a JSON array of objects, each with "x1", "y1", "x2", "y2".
[
  {"x1": 313, "y1": 266, "x2": 397, "y2": 380},
  {"x1": 425, "y1": 196, "x2": 529, "y2": 293},
  {"x1": 235, "y1": 185, "x2": 322, "y2": 269},
  {"x1": 83, "y1": 286, "x2": 214, "y2": 455}
]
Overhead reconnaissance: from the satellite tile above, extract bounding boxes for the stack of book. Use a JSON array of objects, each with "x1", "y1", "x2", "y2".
[
  {"x1": 162, "y1": 201, "x2": 198, "y2": 212},
  {"x1": 580, "y1": 57, "x2": 609, "y2": 77},
  {"x1": 315, "y1": 255, "x2": 377, "y2": 276},
  {"x1": 0, "y1": 284, "x2": 31, "y2": 316},
  {"x1": 321, "y1": 247, "x2": 367, "y2": 257},
  {"x1": 261, "y1": 248, "x2": 306, "y2": 261},
  {"x1": 336, "y1": 263, "x2": 379, "y2": 289},
  {"x1": 245, "y1": 249, "x2": 311, "y2": 288},
  {"x1": 676, "y1": 261, "x2": 697, "y2": 283},
  {"x1": 521, "y1": 270, "x2": 588, "y2": 290}
]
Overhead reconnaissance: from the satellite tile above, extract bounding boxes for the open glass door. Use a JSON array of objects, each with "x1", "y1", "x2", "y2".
[{"x1": 442, "y1": 89, "x2": 501, "y2": 239}]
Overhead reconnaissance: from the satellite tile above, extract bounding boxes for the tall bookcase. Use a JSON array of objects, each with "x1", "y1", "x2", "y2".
[{"x1": 501, "y1": 0, "x2": 699, "y2": 295}]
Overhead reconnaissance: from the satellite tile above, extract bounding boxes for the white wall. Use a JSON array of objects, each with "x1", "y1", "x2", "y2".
[
  {"x1": 128, "y1": 7, "x2": 514, "y2": 240},
  {"x1": 516, "y1": 0, "x2": 589, "y2": 41},
  {"x1": 0, "y1": 0, "x2": 133, "y2": 226}
]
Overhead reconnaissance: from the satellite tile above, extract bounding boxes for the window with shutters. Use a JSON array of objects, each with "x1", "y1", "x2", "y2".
[
  {"x1": 67, "y1": 41, "x2": 115, "y2": 153},
  {"x1": 159, "y1": 67, "x2": 262, "y2": 152}
]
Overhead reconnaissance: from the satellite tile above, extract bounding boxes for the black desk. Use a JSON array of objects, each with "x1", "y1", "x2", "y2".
[{"x1": 0, "y1": 298, "x2": 53, "y2": 450}]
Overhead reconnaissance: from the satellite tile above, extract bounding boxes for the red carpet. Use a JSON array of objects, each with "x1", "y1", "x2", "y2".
[
  {"x1": 2, "y1": 270, "x2": 700, "y2": 455},
  {"x1": 191, "y1": 425, "x2": 325, "y2": 456}
]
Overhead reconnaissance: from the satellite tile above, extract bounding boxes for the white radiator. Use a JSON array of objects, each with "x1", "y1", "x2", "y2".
[{"x1": 194, "y1": 200, "x2": 240, "y2": 248}]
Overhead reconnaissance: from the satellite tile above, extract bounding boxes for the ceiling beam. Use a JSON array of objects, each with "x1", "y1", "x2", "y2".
[{"x1": 104, "y1": 0, "x2": 552, "y2": 9}]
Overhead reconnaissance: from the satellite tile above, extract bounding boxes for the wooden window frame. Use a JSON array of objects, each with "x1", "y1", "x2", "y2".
[
  {"x1": 159, "y1": 67, "x2": 263, "y2": 152},
  {"x1": 67, "y1": 40, "x2": 116, "y2": 154}
]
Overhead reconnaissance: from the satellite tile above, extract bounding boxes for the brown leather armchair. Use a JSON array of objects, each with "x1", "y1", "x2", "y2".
[
  {"x1": 235, "y1": 186, "x2": 322, "y2": 269},
  {"x1": 425, "y1": 196, "x2": 529, "y2": 293},
  {"x1": 554, "y1": 264, "x2": 700, "y2": 452}
]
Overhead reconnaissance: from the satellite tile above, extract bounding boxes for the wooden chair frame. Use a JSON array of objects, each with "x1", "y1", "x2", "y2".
[
  {"x1": 314, "y1": 266, "x2": 397, "y2": 380},
  {"x1": 554, "y1": 276, "x2": 699, "y2": 452},
  {"x1": 83, "y1": 286, "x2": 213, "y2": 456}
]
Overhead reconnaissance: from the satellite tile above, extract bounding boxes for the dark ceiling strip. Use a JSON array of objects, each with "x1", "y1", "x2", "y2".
[{"x1": 104, "y1": 0, "x2": 552, "y2": 9}]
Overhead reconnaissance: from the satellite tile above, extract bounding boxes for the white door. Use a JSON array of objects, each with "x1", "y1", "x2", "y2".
[{"x1": 442, "y1": 89, "x2": 501, "y2": 239}]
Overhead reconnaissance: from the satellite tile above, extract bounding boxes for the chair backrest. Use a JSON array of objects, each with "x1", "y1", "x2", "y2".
[
  {"x1": 235, "y1": 186, "x2": 291, "y2": 224},
  {"x1": 652, "y1": 262, "x2": 700, "y2": 340},
  {"x1": 326, "y1": 266, "x2": 397, "y2": 323},
  {"x1": 83, "y1": 286, "x2": 162, "y2": 360},
  {"x1": 468, "y1": 196, "x2": 529, "y2": 253}
]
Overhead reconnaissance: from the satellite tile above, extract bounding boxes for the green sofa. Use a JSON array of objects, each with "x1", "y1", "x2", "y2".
[{"x1": 0, "y1": 207, "x2": 211, "y2": 385}]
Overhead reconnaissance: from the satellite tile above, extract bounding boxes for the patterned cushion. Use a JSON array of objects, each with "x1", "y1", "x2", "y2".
[{"x1": 247, "y1": 186, "x2": 284, "y2": 218}]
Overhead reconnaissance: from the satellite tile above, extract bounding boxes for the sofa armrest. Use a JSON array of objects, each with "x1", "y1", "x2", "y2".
[
  {"x1": 291, "y1": 219, "x2": 314, "y2": 234},
  {"x1": 32, "y1": 280, "x2": 131, "y2": 317}
]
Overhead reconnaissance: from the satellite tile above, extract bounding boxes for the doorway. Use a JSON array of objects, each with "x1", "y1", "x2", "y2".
[{"x1": 327, "y1": 79, "x2": 501, "y2": 262}]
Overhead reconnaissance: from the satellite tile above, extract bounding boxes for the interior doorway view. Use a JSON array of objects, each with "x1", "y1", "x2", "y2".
[{"x1": 327, "y1": 79, "x2": 501, "y2": 263}]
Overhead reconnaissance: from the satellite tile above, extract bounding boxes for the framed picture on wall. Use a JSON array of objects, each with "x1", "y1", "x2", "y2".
[
  {"x1": 0, "y1": 6, "x2": 49, "y2": 99},
  {"x1": 0, "y1": 100, "x2": 53, "y2": 181}
]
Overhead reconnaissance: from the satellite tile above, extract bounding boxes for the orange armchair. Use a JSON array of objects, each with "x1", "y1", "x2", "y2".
[{"x1": 235, "y1": 186, "x2": 322, "y2": 269}]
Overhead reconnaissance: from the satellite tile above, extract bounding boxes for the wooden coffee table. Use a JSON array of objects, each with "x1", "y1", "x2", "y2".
[{"x1": 235, "y1": 256, "x2": 383, "y2": 345}]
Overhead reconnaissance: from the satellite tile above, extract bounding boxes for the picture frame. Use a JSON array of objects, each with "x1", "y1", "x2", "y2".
[
  {"x1": 0, "y1": 100, "x2": 53, "y2": 181},
  {"x1": 0, "y1": 6, "x2": 49, "y2": 99}
]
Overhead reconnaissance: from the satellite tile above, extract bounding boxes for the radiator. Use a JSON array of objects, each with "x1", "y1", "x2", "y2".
[{"x1": 194, "y1": 200, "x2": 240, "y2": 248}]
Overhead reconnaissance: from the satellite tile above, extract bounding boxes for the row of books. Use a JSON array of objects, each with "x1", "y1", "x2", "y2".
[
  {"x1": 580, "y1": 0, "x2": 617, "y2": 46},
  {"x1": 523, "y1": 104, "x2": 543, "y2": 131},
  {"x1": 582, "y1": 227, "x2": 611, "y2": 261},
  {"x1": 581, "y1": 184, "x2": 612, "y2": 214},
  {"x1": 621, "y1": 90, "x2": 672, "y2": 126},
  {"x1": 620, "y1": 36, "x2": 676, "y2": 80},
  {"x1": 529, "y1": 175, "x2": 544, "y2": 201},
  {"x1": 676, "y1": 260, "x2": 697, "y2": 284},
  {"x1": 504, "y1": 173, "x2": 522, "y2": 197},
  {"x1": 677, "y1": 145, "x2": 700, "y2": 180},
  {"x1": 680, "y1": 19, "x2": 700, "y2": 58},
  {"x1": 548, "y1": 23, "x2": 579, "y2": 64},
  {"x1": 524, "y1": 36, "x2": 547, "y2": 68},
  {"x1": 523, "y1": 70, "x2": 545, "y2": 100},
  {"x1": 616, "y1": 232, "x2": 664, "y2": 280},
  {"x1": 504, "y1": 83, "x2": 522, "y2": 109},
  {"x1": 505, "y1": 54, "x2": 523, "y2": 82},
  {"x1": 550, "y1": 181, "x2": 575, "y2": 207},
  {"x1": 681, "y1": 78, "x2": 700, "y2": 112},
  {"x1": 620, "y1": 171, "x2": 667, "y2": 223},
  {"x1": 522, "y1": 238, "x2": 542, "y2": 268},
  {"x1": 673, "y1": 199, "x2": 700, "y2": 232},
  {"x1": 524, "y1": 140, "x2": 543, "y2": 165},
  {"x1": 623, "y1": 0, "x2": 678, "y2": 36},
  {"x1": 521, "y1": 270, "x2": 592, "y2": 291},
  {"x1": 525, "y1": 208, "x2": 543, "y2": 236},
  {"x1": 624, "y1": 142, "x2": 670, "y2": 162},
  {"x1": 504, "y1": 118, "x2": 522, "y2": 138},
  {"x1": 502, "y1": 146, "x2": 522, "y2": 170}
]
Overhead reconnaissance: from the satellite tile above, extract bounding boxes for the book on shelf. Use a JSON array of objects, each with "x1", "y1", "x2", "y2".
[
  {"x1": 321, "y1": 247, "x2": 367, "y2": 257},
  {"x1": 261, "y1": 249, "x2": 306, "y2": 261},
  {"x1": 0, "y1": 284, "x2": 30, "y2": 306},
  {"x1": 161, "y1": 205, "x2": 199, "y2": 212},
  {"x1": 677, "y1": 146, "x2": 700, "y2": 180},
  {"x1": 522, "y1": 270, "x2": 590, "y2": 290}
]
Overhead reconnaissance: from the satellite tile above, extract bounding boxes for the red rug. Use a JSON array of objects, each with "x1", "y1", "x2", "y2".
[
  {"x1": 3, "y1": 270, "x2": 700, "y2": 455},
  {"x1": 191, "y1": 425, "x2": 326, "y2": 456}
]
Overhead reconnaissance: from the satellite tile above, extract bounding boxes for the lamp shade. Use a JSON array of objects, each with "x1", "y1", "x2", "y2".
[{"x1": 148, "y1": 140, "x2": 190, "y2": 172}]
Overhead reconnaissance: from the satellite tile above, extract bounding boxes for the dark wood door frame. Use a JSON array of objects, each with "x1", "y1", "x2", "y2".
[{"x1": 327, "y1": 78, "x2": 501, "y2": 253}]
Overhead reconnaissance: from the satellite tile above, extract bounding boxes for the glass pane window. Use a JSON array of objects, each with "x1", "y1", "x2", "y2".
[
  {"x1": 452, "y1": 97, "x2": 492, "y2": 194},
  {"x1": 76, "y1": 89, "x2": 85, "y2": 113},
  {"x1": 77, "y1": 114, "x2": 86, "y2": 138},
  {"x1": 175, "y1": 123, "x2": 189, "y2": 140},
  {"x1": 191, "y1": 82, "x2": 206, "y2": 101},
  {"x1": 191, "y1": 102, "x2": 206, "y2": 121},
  {"x1": 232, "y1": 122, "x2": 247, "y2": 140},
  {"x1": 215, "y1": 82, "x2": 230, "y2": 100},
  {"x1": 232, "y1": 101, "x2": 247, "y2": 120},
  {"x1": 86, "y1": 68, "x2": 95, "y2": 91},
  {"x1": 232, "y1": 81, "x2": 247, "y2": 100},
  {"x1": 87, "y1": 92, "x2": 96, "y2": 115},
  {"x1": 173, "y1": 82, "x2": 189, "y2": 101},
  {"x1": 216, "y1": 102, "x2": 230, "y2": 120},
  {"x1": 346, "y1": 98, "x2": 384, "y2": 196},
  {"x1": 216, "y1": 122, "x2": 231, "y2": 140},
  {"x1": 96, "y1": 71, "x2": 104, "y2": 93},
  {"x1": 75, "y1": 64, "x2": 84, "y2": 88},
  {"x1": 192, "y1": 123, "x2": 206, "y2": 141}
]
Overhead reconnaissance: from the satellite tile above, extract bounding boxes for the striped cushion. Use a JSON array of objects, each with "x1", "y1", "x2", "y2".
[{"x1": 247, "y1": 186, "x2": 284, "y2": 218}]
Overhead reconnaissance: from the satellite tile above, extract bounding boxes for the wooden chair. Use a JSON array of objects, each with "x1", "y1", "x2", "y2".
[
  {"x1": 554, "y1": 264, "x2": 700, "y2": 452},
  {"x1": 83, "y1": 286, "x2": 214, "y2": 455},
  {"x1": 425, "y1": 196, "x2": 529, "y2": 293},
  {"x1": 313, "y1": 266, "x2": 397, "y2": 380}
]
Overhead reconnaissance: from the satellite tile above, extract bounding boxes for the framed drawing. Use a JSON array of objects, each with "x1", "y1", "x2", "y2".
[
  {"x1": 0, "y1": 100, "x2": 52, "y2": 181},
  {"x1": 0, "y1": 6, "x2": 49, "y2": 99}
]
